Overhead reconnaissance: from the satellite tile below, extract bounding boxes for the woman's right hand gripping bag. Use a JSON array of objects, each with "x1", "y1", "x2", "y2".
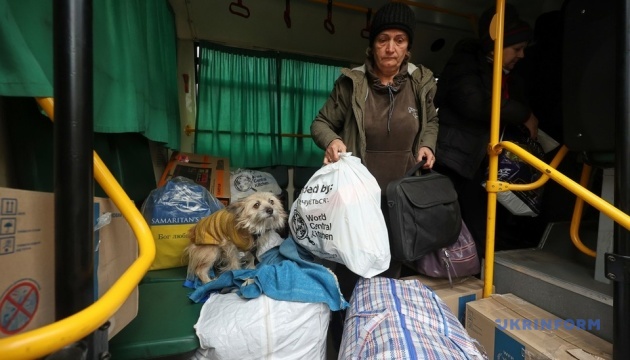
[{"x1": 289, "y1": 153, "x2": 390, "y2": 278}]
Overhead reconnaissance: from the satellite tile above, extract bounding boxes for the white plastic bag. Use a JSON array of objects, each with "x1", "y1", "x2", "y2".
[{"x1": 289, "y1": 153, "x2": 390, "y2": 278}]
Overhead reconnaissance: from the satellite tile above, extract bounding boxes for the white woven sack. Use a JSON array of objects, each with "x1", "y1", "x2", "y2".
[
  {"x1": 289, "y1": 153, "x2": 390, "y2": 278},
  {"x1": 192, "y1": 293, "x2": 329, "y2": 360}
]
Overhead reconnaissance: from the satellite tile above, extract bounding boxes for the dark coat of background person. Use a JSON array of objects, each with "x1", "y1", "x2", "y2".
[{"x1": 433, "y1": 4, "x2": 545, "y2": 255}]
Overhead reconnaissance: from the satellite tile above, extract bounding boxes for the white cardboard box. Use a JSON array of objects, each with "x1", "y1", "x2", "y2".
[
  {"x1": 0, "y1": 187, "x2": 138, "y2": 340},
  {"x1": 466, "y1": 293, "x2": 612, "y2": 359}
]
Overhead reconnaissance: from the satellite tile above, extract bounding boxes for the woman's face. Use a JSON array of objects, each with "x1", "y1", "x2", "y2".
[
  {"x1": 502, "y1": 41, "x2": 527, "y2": 70},
  {"x1": 373, "y1": 29, "x2": 409, "y2": 74}
]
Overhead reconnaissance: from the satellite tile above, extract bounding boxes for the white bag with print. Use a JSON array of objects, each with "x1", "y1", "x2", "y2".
[
  {"x1": 289, "y1": 153, "x2": 390, "y2": 278},
  {"x1": 230, "y1": 168, "x2": 282, "y2": 202}
]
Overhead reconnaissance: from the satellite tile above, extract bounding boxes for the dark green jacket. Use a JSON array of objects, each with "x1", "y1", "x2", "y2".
[{"x1": 311, "y1": 62, "x2": 439, "y2": 162}]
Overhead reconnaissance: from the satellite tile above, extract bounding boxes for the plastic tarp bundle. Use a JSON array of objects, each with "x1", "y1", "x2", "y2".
[{"x1": 191, "y1": 292, "x2": 330, "y2": 360}]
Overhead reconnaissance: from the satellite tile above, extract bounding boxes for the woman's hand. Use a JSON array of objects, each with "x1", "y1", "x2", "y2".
[
  {"x1": 323, "y1": 139, "x2": 347, "y2": 164},
  {"x1": 417, "y1": 147, "x2": 435, "y2": 169}
]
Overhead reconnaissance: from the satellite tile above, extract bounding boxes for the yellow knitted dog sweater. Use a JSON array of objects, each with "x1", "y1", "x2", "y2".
[{"x1": 192, "y1": 209, "x2": 252, "y2": 250}]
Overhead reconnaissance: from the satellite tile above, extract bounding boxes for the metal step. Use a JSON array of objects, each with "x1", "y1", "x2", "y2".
[{"x1": 493, "y1": 221, "x2": 614, "y2": 343}]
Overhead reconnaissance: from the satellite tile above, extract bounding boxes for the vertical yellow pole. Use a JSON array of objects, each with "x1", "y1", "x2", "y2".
[{"x1": 483, "y1": 0, "x2": 506, "y2": 298}]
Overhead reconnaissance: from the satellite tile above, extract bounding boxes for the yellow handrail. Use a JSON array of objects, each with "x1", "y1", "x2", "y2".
[
  {"x1": 484, "y1": 137, "x2": 630, "y2": 296},
  {"x1": 486, "y1": 142, "x2": 600, "y2": 258},
  {"x1": 0, "y1": 97, "x2": 156, "y2": 360},
  {"x1": 569, "y1": 164, "x2": 597, "y2": 257},
  {"x1": 483, "y1": 0, "x2": 506, "y2": 298},
  {"x1": 487, "y1": 143, "x2": 596, "y2": 257},
  {"x1": 500, "y1": 140, "x2": 630, "y2": 231},
  {"x1": 480, "y1": 0, "x2": 615, "y2": 297},
  {"x1": 498, "y1": 145, "x2": 569, "y2": 191}
]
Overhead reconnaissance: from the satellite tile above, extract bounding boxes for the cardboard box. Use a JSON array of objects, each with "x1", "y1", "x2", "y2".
[
  {"x1": 158, "y1": 151, "x2": 230, "y2": 205},
  {"x1": 465, "y1": 293, "x2": 612, "y2": 359},
  {"x1": 402, "y1": 275, "x2": 485, "y2": 325},
  {"x1": 0, "y1": 187, "x2": 138, "y2": 340}
]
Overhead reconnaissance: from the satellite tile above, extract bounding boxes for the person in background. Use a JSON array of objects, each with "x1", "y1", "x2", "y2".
[
  {"x1": 310, "y1": 2, "x2": 438, "y2": 296},
  {"x1": 433, "y1": 4, "x2": 543, "y2": 255}
]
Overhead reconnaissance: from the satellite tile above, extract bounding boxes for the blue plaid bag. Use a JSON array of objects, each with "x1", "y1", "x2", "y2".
[{"x1": 339, "y1": 277, "x2": 486, "y2": 360}]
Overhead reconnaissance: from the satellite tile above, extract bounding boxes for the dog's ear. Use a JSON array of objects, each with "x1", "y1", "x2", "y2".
[{"x1": 225, "y1": 200, "x2": 246, "y2": 218}]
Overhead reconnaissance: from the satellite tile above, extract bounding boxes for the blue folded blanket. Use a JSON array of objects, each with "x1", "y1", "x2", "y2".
[{"x1": 184, "y1": 236, "x2": 349, "y2": 311}]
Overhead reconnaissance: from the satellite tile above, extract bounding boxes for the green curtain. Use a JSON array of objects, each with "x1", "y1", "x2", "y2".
[
  {"x1": 0, "y1": 0, "x2": 180, "y2": 149},
  {"x1": 0, "y1": 0, "x2": 53, "y2": 96},
  {"x1": 280, "y1": 58, "x2": 339, "y2": 166},
  {"x1": 195, "y1": 46, "x2": 279, "y2": 168},
  {"x1": 195, "y1": 43, "x2": 342, "y2": 168}
]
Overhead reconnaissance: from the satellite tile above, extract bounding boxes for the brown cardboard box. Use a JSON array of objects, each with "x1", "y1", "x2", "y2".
[
  {"x1": 0, "y1": 187, "x2": 138, "y2": 340},
  {"x1": 465, "y1": 293, "x2": 612, "y2": 359},
  {"x1": 401, "y1": 275, "x2": 485, "y2": 325},
  {"x1": 158, "y1": 151, "x2": 230, "y2": 205}
]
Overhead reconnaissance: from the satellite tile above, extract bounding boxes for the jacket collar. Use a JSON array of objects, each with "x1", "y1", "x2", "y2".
[{"x1": 347, "y1": 62, "x2": 419, "y2": 75}]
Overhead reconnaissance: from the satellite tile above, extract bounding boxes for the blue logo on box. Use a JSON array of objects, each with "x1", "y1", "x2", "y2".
[
  {"x1": 494, "y1": 328, "x2": 525, "y2": 360},
  {"x1": 458, "y1": 294, "x2": 477, "y2": 326}
]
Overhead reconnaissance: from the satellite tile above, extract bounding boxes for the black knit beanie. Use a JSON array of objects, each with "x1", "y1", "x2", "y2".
[
  {"x1": 369, "y1": 2, "x2": 416, "y2": 48},
  {"x1": 478, "y1": 4, "x2": 533, "y2": 53}
]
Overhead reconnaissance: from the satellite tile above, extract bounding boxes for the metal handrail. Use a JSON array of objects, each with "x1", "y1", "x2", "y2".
[
  {"x1": 483, "y1": 141, "x2": 630, "y2": 296},
  {"x1": 569, "y1": 164, "x2": 598, "y2": 257},
  {"x1": 0, "y1": 97, "x2": 156, "y2": 360},
  {"x1": 482, "y1": 0, "x2": 507, "y2": 299},
  {"x1": 484, "y1": 143, "x2": 598, "y2": 259},
  {"x1": 484, "y1": 144, "x2": 568, "y2": 194},
  {"x1": 482, "y1": 0, "x2": 630, "y2": 297},
  {"x1": 499, "y1": 140, "x2": 630, "y2": 228}
]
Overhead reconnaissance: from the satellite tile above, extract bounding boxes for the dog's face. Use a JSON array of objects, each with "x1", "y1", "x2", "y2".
[
  {"x1": 228, "y1": 192, "x2": 287, "y2": 235},
  {"x1": 185, "y1": 192, "x2": 287, "y2": 283}
]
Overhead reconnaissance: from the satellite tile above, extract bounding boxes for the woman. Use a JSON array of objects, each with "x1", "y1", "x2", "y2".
[
  {"x1": 310, "y1": 2, "x2": 439, "y2": 294},
  {"x1": 433, "y1": 4, "x2": 542, "y2": 254}
]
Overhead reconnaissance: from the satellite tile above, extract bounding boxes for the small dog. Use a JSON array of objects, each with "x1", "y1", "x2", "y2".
[{"x1": 185, "y1": 192, "x2": 287, "y2": 284}]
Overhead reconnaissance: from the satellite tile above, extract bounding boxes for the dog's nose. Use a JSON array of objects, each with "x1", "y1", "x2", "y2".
[{"x1": 265, "y1": 208, "x2": 274, "y2": 215}]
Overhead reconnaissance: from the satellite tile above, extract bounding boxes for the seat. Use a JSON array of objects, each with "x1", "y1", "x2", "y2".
[
  {"x1": 562, "y1": 0, "x2": 616, "y2": 284},
  {"x1": 108, "y1": 279, "x2": 202, "y2": 359}
]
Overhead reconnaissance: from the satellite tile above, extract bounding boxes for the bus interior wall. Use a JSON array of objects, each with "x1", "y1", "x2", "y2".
[{"x1": 0, "y1": 96, "x2": 157, "y2": 208}]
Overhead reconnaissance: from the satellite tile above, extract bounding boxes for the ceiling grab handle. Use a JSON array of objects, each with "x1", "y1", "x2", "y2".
[
  {"x1": 324, "y1": 0, "x2": 335, "y2": 34},
  {"x1": 284, "y1": 0, "x2": 291, "y2": 28},
  {"x1": 360, "y1": 8, "x2": 372, "y2": 39},
  {"x1": 229, "y1": 0, "x2": 250, "y2": 18}
]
